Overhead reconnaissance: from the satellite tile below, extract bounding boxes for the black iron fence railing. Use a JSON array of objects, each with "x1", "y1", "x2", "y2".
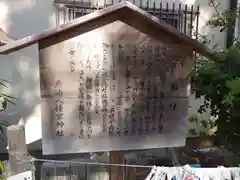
[{"x1": 54, "y1": 0, "x2": 200, "y2": 38}]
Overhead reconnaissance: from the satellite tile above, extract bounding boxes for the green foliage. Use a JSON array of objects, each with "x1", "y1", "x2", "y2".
[
  {"x1": 193, "y1": 47, "x2": 240, "y2": 143},
  {"x1": 0, "y1": 80, "x2": 15, "y2": 179},
  {"x1": 192, "y1": 0, "x2": 240, "y2": 146},
  {"x1": 0, "y1": 161, "x2": 7, "y2": 180},
  {"x1": 207, "y1": 0, "x2": 238, "y2": 33},
  {"x1": 0, "y1": 121, "x2": 8, "y2": 137},
  {"x1": 188, "y1": 128, "x2": 197, "y2": 136},
  {"x1": 0, "y1": 79, "x2": 15, "y2": 137},
  {"x1": 188, "y1": 115, "x2": 216, "y2": 137},
  {"x1": 227, "y1": 152, "x2": 240, "y2": 166},
  {"x1": 193, "y1": 41, "x2": 240, "y2": 145},
  {"x1": 0, "y1": 79, "x2": 16, "y2": 112},
  {"x1": 0, "y1": 161, "x2": 3, "y2": 180}
]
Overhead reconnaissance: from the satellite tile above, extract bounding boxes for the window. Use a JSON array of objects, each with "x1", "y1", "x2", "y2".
[
  {"x1": 55, "y1": 1, "x2": 200, "y2": 37},
  {"x1": 66, "y1": 6, "x2": 182, "y2": 31}
]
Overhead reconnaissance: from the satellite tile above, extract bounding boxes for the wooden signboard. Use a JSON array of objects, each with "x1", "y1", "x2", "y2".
[
  {"x1": 0, "y1": 3, "x2": 222, "y2": 180},
  {"x1": 39, "y1": 21, "x2": 193, "y2": 155}
]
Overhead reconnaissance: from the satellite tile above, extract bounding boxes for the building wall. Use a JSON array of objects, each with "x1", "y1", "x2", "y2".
[{"x1": 0, "y1": 0, "x2": 228, "y2": 152}]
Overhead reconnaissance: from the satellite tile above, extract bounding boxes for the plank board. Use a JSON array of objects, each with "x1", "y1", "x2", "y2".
[{"x1": 39, "y1": 21, "x2": 193, "y2": 155}]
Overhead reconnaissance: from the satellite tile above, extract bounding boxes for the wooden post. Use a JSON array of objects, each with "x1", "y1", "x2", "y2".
[
  {"x1": 109, "y1": 151, "x2": 124, "y2": 180},
  {"x1": 7, "y1": 124, "x2": 35, "y2": 178}
]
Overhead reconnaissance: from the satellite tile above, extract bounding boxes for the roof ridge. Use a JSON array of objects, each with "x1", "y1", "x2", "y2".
[{"x1": 0, "y1": 1, "x2": 223, "y2": 62}]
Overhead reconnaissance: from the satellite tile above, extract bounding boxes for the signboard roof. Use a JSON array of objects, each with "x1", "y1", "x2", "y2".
[{"x1": 0, "y1": 1, "x2": 222, "y2": 62}]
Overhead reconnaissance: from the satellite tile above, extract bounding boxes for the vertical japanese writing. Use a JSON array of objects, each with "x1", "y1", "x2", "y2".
[
  {"x1": 132, "y1": 45, "x2": 139, "y2": 135},
  {"x1": 116, "y1": 43, "x2": 124, "y2": 107},
  {"x1": 94, "y1": 51, "x2": 101, "y2": 114},
  {"x1": 170, "y1": 102, "x2": 176, "y2": 110},
  {"x1": 139, "y1": 45, "x2": 146, "y2": 104},
  {"x1": 147, "y1": 46, "x2": 153, "y2": 77},
  {"x1": 54, "y1": 80, "x2": 64, "y2": 137},
  {"x1": 155, "y1": 45, "x2": 162, "y2": 62},
  {"x1": 109, "y1": 106, "x2": 115, "y2": 136},
  {"x1": 125, "y1": 44, "x2": 132, "y2": 103},
  {"x1": 140, "y1": 45, "x2": 146, "y2": 66},
  {"x1": 158, "y1": 103, "x2": 164, "y2": 133},
  {"x1": 86, "y1": 76, "x2": 93, "y2": 138},
  {"x1": 68, "y1": 48, "x2": 76, "y2": 72},
  {"x1": 151, "y1": 83, "x2": 157, "y2": 132},
  {"x1": 125, "y1": 69, "x2": 131, "y2": 103},
  {"x1": 124, "y1": 108, "x2": 130, "y2": 136},
  {"x1": 132, "y1": 45, "x2": 138, "y2": 102},
  {"x1": 55, "y1": 100, "x2": 64, "y2": 136},
  {"x1": 117, "y1": 43, "x2": 129, "y2": 136},
  {"x1": 117, "y1": 109, "x2": 122, "y2": 135},
  {"x1": 78, "y1": 51, "x2": 85, "y2": 138},
  {"x1": 55, "y1": 80, "x2": 63, "y2": 97},
  {"x1": 140, "y1": 45, "x2": 150, "y2": 133},
  {"x1": 115, "y1": 43, "x2": 124, "y2": 136},
  {"x1": 78, "y1": 100, "x2": 85, "y2": 139},
  {"x1": 111, "y1": 44, "x2": 116, "y2": 94},
  {"x1": 171, "y1": 83, "x2": 178, "y2": 93},
  {"x1": 110, "y1": 44, "x2": 120, "y2": 136},
  {"x1": 175, "y1": 61, "x2": 182, "y2": 71},
  {"x1": 156, "y1": 45, "x2": 165, "y2": 134},
  {"x1": 132, "y1": 45, "x2": 137, "y2": 67},
  {"x1": 78, "y1": 43, "x2": 84, "y2": 68},
  {"x1": 131, "y1": 104, "x2": 137, "y2": 136},
  {"x1": 138, "y1": 117, "x2": 143, "y2": 136},
  {"x1": 40, "y1": 36, "x2": 192, "y2": 155},
  {"x1": 138, "y1": 45, "x2": 145, "y2": 135},
  {"x1": 111, "y1": 44, "x2": 116, "y2": 81},
  {"x1": 102, "y1": 42, "x2": 109, "y2": 133},
  {"x1": 86, "y1": 112, "x2": 92, "y2": 138},
  {"x1": 146, "y1": 80, "x2": 151, "y2": 112},
  {"x1": 86, "y1": 56, "x2": 92, "y2": 72}
]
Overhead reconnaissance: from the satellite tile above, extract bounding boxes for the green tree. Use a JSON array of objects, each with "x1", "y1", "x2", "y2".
[
  {"x1": 0, "y1": 79, "x2": 16, "y2": 180},
  {"x1": 0, "y1": 161, "x2": 4, "y2": 180},
  {"x1": 0, "y1": 79, "x2": 15, "y2": 136},
  {"x1": 192, "y1": 0, "x2": 240, "y2": 148}
]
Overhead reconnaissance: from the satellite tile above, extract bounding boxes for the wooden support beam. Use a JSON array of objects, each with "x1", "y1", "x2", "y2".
[
  {"x1": 109, "y1": 151, "x2": 124, "y2": 180},
  {"x1": 7, "y1": 125, "x2": 35, "y2": 179}
]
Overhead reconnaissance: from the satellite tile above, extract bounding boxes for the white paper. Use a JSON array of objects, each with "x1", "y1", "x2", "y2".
[{"x1": 7, "y1": 171, "x2": 32, "y2": 180}]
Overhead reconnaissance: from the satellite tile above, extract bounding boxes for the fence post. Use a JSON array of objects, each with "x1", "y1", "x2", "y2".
[
  {"x1": 7, "y1": 124, "x2": 35, "y2": 179},
  {"x1": 109, "y1": 151, "x2": 124, "y2": 180}
]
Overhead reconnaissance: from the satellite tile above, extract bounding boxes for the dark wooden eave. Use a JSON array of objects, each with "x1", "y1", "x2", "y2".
[{"x1": 0, "y1": 1, "x2": 223, "y2": 62}]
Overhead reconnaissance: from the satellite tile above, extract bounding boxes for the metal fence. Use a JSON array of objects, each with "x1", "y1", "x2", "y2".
[{"x1": 54, "y1": 0, "x2": 200, "y2": 38}]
